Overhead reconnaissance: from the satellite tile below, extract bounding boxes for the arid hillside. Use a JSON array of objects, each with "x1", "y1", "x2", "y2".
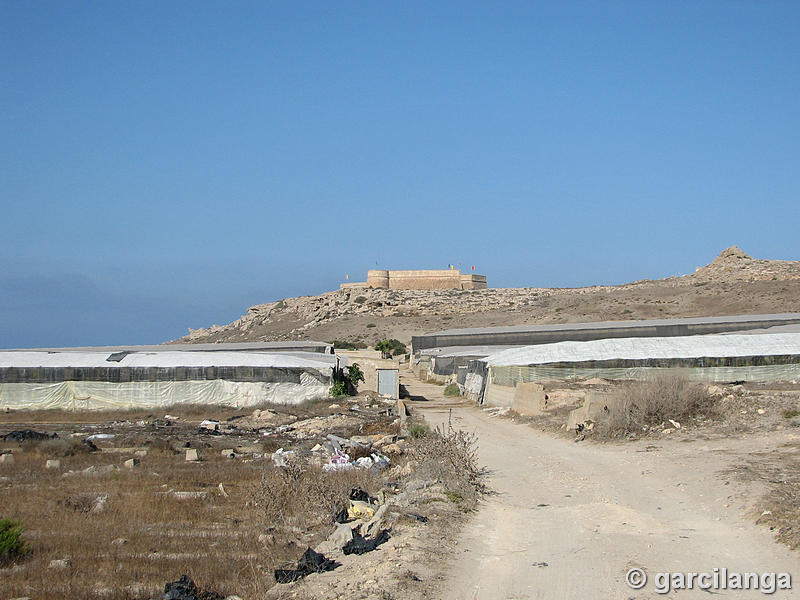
[{"x1": 173, "y1": 247, "x2": 800, "y2": 347}]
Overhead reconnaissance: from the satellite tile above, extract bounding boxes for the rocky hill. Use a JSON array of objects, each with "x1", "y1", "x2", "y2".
[{"x1": 172, "y1": 247, "x2": 800, "y2": 347}]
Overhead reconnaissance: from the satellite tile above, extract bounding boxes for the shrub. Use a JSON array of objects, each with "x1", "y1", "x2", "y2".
[
  {"x1": 366, "y1": 323, "x2": 376, "y2": 328},
  {"x1": 783, "y1": 409, "x2": 800, "y2": 419},
  {"x1": 347, "y1": 364, "x2": 365, "y2": 392},
  {"x1": 406, "y1": 424, "x2": 484, "y2": 506},
  {"x1": 375, "y1": 339, "x2": 407, "y2": 356},
  {"x1": 408, "y1": 423, "x2": 430, "y2": 438},
  {"x1": 330, "y1": 363, "x2": 365, "y2": 397},
  {"x1": 331, "y1": 339, "x2": 367, "y2": 351},
  {"x1": 329, "y1": 381, "x2": 349, "y2": 397},
  {"x1": 595, "y1": 374, "x2": 715, "y2": 439},
  {"x1": 443, "y1": 383, "x2": 461, "y2": 397},
  {"x1": 353, "y1": 296, "x2": 367, "y2": 304},
  {"x1": 0, "y1": 518, "x2": 29, "y2": 565}
]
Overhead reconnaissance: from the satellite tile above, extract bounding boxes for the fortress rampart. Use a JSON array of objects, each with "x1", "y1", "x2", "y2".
[{"x1": 341, "y1": 269, "x2": 487, "y2": 290}]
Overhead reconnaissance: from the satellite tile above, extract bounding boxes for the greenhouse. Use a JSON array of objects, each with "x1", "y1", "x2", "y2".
[{"x1": 0, "y1": 347, "x2": 340, "y2": 411}]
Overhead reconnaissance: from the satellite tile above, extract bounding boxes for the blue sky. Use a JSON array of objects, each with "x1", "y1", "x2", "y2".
[{"x1": 2, "y1": 1, "x2": 799, "y2": 348}]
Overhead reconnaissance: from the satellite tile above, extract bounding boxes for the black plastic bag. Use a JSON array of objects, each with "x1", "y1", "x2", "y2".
[
  {"x1": 163, "y1": 574, "x2": 225, "y2": 600},
  {"x1": 274, "y1": 547, "x2": 341, "y2": 583},
  {"x1": 342, "y1": 528, "x2": 391, "y2": 555}
]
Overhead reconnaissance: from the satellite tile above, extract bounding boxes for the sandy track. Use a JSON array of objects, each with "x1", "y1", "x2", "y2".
[{"x1": 403, "y1": 375, "x2": 800, "y2": 599}]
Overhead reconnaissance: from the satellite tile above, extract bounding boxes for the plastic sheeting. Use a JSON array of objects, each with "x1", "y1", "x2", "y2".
[
  {"x1": 485, "y1": 333, "x2": 800, "y2": 367},
  {"x1": 0, "y1": 373, "x2": 329, "y2": 411},
  {"x1": 0, "y1": 351, "x2": 337, "y2": 369},
  {"x1": 489, "y1": 364, "x2": 800, "y2": 386}
]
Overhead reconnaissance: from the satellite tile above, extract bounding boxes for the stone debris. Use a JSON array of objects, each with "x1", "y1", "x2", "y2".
[
  {"x1": 123, "y1": 458, "x2": 140, "y2": 469},
  {"x1": 0, "y1": 452, "x2": 15, "y2": 464},
  {"x1": 48, "y1": 557, "x2": 72, "y2": 570},
  {"x1": 45, "y1": 459, "x2": 60, "y2": 469},
  {"x1": 185, "y1": 448, "x2": 199, "y2": 462}
]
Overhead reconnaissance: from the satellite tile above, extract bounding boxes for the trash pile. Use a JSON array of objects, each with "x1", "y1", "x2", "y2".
[
  {"x1": 274, "y1": 487, "x2": 393, "y2": 584},
  {"x1": 271, "y1": 432, "x2": 394, "y2": 472},
  {"x1": 3, "y1": 429, "x2": 58, "y2": 442}
]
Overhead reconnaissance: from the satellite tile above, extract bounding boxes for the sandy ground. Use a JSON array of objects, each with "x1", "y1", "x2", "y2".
[{"x1": 403, "y1": 374, "x2": 800, "y2": 599}]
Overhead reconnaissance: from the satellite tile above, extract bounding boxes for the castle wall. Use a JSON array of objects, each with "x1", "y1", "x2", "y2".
[{"x1": 343, "y1": 269, "x2": 488, "y2": 290}]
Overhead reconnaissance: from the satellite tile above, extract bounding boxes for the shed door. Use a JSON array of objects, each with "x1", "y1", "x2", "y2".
[{"x1": 378, "y1": 370, "x2": 397, "y2": 398}]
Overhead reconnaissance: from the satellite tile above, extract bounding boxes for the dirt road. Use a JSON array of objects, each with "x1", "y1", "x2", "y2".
[{"x1": 403, "y1": 375, "x2": 800, "y2": 599}]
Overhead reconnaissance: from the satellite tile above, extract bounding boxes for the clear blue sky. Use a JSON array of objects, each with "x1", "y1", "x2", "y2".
[{"x1": 2, "y1": 1, "x2": 799, "y2": 348}]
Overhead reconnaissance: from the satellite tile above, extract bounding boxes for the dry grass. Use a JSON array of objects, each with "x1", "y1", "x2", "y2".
[
  {"x1": 0, "y1": 443, "x2": 273, "y2": 599},
  {"x1": 594, "y1": 374, "x2": 716, "y2": 439}
]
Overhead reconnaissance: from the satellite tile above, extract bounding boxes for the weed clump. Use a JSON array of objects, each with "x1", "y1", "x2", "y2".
[
  {"x1": 444, "y1": 383, "x2": 461, "y2": 397},
  {"x1": 0, "y1": 518, "x2": 29, "y2": 565}
]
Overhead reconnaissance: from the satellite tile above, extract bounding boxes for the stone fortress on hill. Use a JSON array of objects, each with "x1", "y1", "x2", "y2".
[{"x1": 341, "y1": 268, "x2": 487, "y2": 290}]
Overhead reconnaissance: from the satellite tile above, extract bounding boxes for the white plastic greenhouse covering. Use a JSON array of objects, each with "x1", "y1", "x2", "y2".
[
  {"x1": 478, "y1": 333, "x2": 800, "y2": 390},
  {"x1": 0, "y1": 351, "x2": 341, "y2": 411},
  {"x1": 485, "y1": 333, "x2": 800, "y2": 366},
  {"x1": 0, "y1": 351, "x2": 338, "y2": 369}
]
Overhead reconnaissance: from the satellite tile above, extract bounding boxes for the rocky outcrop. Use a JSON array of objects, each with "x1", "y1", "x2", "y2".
[{"x1": 690, "y1": 246, "x2": 800, "y2": 283}]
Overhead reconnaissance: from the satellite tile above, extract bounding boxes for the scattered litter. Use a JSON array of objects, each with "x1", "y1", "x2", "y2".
[
  {"x1": 347, "y1": 500, "x2": 375, "y2": 520},
  {"x1": 274, "y1": 547, "x2": 340, "y2": 583},
  {"x1": 163, "y1": 574, "x2": 225, "y2": 600},
  {"x1": 218, "y1": 483, "x2": 229, "y2": 497},
  {"x1": 327, "y1": 522, "x2": 355, "y2": 548},
  {"x1": 406, "y1": 512, "x2": 428, "y2": 523},
  {"x1": 46, "y1": 459, "x2": 61, "y2": 469},
  {"x1": 342, "y1": 528, "x2": 391, "y2": 555},
  {"x1": 334, "y1": 506, "x2": 354, "y2": 524},
  {"x1": 349, "y1": 488, "x2": 376, "y2": 504},
  {"x1": 532, "y1": 561, "x2": 549, "y2": 567},
  {"x1": 86, "y1": 433, "x2": 115, "y2": 441},
  {"x1": 322, "y1": 450, "x2": 352, "y2": 472},
  {"x1": 3, "y1": 429, "x2": 57, "y2": 442},
  {"x1": 668, "y1": 419, "x2": 681, "y2": 429},
  {"x1": 272, "y1": 448, "x2": 294, "y2": 467},
  {"x1": 199, "y1": 420, "x2": 221, "y2": 435}
]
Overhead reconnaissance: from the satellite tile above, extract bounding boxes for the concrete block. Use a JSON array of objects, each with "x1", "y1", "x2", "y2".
[
  {"x1": 393, "y1": 400, "x2": 408, "y2": 421},
  {"x1": 123, "y1": 458, "x2": 140, "y2": 469},
  {"x1": 566, "y1": 392, "x2": 613, "y2": 430},
  {"x1": 0, "y1": 453, "x2": 14, "y2": 464},
  {"x1": 185, "y1": 448, "x2": 199, "y2": 462},
  {"x1": 46, "y1": 459, "x2": 61, "y2": 469},
  {"x1": 511, "y1": 383, "x2": 548, "y2": 416}
]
